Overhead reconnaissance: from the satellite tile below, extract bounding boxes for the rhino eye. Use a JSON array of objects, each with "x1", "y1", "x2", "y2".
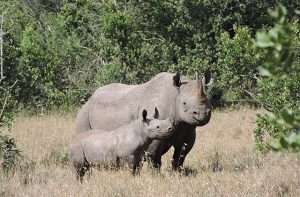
[
  {"x1": 183, "y1": 102, "x2": 186, "y2": 105},
  {"x1": 156, "y1": 126, "x2": 160, "y2": 129}
]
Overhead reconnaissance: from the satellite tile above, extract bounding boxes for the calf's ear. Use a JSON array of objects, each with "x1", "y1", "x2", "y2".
[
  {"x1": 142, "y1": 109, "x2": 147, "y2": 120},
  {"x1": 173, "y1": 72, "x2": 181, "y2": 87},
  {"x1": 153, "y1": 107, "x2": 159, "y2": 119}
]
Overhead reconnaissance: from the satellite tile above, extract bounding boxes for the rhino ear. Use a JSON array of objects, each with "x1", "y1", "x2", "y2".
[
  {"x1": 202, "y1": 69, "x2": 213, "y2": 86},
  {"x1": 153, "y1": 107, "x2": 159, "y2": 119},
  {"x1": 173, "y1": 72, "x2": 181, "y2": 88},
  {"x1": 142, "y1": 109, "x2": 147, "y2": 121}
]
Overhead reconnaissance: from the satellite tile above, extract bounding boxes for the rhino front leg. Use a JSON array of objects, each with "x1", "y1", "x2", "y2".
[
  {"x1": 132, "y1": 152, "x2": 143, "y2": 175},
  {"x1": 171, "y1": 128, "x2": 196, "y2": 171}
]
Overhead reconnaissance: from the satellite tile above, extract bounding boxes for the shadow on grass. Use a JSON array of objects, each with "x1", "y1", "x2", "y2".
[
  {"x1": 181, "y1": 166, "x2": 198, "y2": 177},
  {"x1": 165, "y1": 165, "x2": 199, "y2": 177}
]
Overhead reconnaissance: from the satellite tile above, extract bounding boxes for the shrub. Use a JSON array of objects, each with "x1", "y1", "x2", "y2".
[
  {"x1": 212, "y1": 26, "x2": 261, "y2": 106},
  {"x1": 0, "y1": 133, "x2": 21, "y2": 173},
  {"x1": 254, "y1": 4, "x2": 300, "y2": 152},
  {"x1": 1, "y1": 0, "x2": 299, "y2": 110}
]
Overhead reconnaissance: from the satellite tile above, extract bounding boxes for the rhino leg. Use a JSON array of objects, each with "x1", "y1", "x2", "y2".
[
  {"x1": 132, "y1": 152, "x2": 143, "y2": 175},
  {"x1": 145, "y1": 140, "x2": 167, "y2": 169},
  {"x1": 171, "y1": 127, "x2": 196, "y2": 171},
  {"x1": 73, "y1": 150, "x2": 90, "y2": 182},
  {"x1": 76, "y1": 166, "x2": 88, "y2": 183}
]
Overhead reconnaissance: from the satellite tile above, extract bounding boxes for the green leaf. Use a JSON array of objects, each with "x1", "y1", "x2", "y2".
[
  {"x1": 277, "y1": 4, "x2": 287, "y2": 23},
  {"x1": 286, "y1": 133, "x2": 300, "y2": 151},
  {"x1": 279, "y1": 136, "x2": 289, "y2": 149},
  {"x1": 255, "y1": 32, "x2": 274, "y2": 48},
  {"x1": 268, "y1": 28, "x2": 278, "y2": 40},
  {"x1": 258, "y1": 66, "x2": 271, "y2": 76},
  {"x1": 271, "y1": 138, "x2": 282, "y2": 151},
  {"x1": 281, "y1": 108, "x2": 294, "y2": 125}
]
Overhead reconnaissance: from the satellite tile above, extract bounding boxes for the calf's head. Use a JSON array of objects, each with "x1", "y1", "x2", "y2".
[
  {"x1": 173, "y1": 70, "x2": 212, "y2": 126},
  {"x1": 142, "y1": 108, "x2": 173, "y2": 139}
]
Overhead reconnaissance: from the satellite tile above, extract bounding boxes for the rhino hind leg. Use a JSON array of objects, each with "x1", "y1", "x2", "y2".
[
  {"x1": 74, "y1": 151, "x2": 90, "y2": 182},
  {"x1": 76, "y1": 166, "x2": 86, "y2": 183}
]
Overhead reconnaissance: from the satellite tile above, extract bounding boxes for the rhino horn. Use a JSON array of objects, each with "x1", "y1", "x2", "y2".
[
  {"x1": 199, "y1": 69, "x2": 213, "y2": 96},
  {"x1": 195, "y1": 71, "x2": 203, "y2": 96}
]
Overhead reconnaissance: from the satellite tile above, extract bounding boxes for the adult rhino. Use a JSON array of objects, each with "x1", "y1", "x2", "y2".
[{"x1": 75, "y1": 70, "x2": 212, "y2": 170}]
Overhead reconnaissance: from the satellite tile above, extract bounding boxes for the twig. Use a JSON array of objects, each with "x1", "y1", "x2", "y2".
[
  {"x1": 0, "y1": 92, "x2": 8, "y2": 121},
  {"x1": 239, "y1": 74, "x2": 260, "y2": 81},
  {"x1": 244, "y1": 90, "x2": 273, "y2": 112},
  {"x1": 9, "y1": 80, "x2": 18, "y2": 89}
]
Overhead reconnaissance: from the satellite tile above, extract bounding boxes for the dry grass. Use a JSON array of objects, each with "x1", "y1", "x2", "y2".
[{"x1": 1, "y1": 108, "x2": 300, "y2": 197}]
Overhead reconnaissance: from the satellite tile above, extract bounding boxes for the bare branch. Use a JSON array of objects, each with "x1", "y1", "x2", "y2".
[
  {"x1": 0, "y1": 11, "x2": 5, "y2": 81},
  {"x1": 9, "y1": 80, "x2": 18, "y2": 89},
  {"x1": 0, "y1": 92, "x2": 8, "y2": 121},
  {"x1": 244, "y1": 90, "x2": 273, "y2": 112}
]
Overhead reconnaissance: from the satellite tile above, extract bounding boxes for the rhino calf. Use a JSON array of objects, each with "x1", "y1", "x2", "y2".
[{"x1": 68, "y1": 108, "x2": 173, "y2": 181}]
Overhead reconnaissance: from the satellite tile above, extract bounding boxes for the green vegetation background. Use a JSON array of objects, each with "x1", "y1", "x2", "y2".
[{"x1": 0, "y1": 0, "x2": 297, "y2": 110}]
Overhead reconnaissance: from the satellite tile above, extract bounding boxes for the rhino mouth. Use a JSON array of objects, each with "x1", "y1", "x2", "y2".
[
  {"x1": 192, "y1": 116, "x2": 211, "y2": 126},
  {"x1": 156, "y1": 131, "x2": 173, "y2": 139}
]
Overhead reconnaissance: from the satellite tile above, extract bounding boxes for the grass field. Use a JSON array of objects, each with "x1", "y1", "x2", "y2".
[{"x1": 1, "y1": 108, "x2": 300, "y2": 196}]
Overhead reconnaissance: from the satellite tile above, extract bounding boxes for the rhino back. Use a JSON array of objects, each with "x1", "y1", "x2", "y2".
[{"x1": 88, "y1": 72, "x2": 178, "y2": 131}]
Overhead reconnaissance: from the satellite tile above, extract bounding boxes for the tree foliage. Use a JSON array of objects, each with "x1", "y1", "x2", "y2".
[
  {"x1": 0, "y1": 0, "x2": 299, "y2": 111},
  {"x1": 254, "y1": 4, "x2": 300, "y2": 152}
]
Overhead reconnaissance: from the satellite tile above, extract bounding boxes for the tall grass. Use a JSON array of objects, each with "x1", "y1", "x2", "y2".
[{"x1": 1, "y1": 109, "x2": 299, "y2": 196}]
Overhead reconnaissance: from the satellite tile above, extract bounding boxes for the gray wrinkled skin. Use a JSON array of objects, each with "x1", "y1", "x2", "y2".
[
  {"x1": 69, "y1": 109, "x2": 173, "y2": 181},
  {"x1": 75, "y1": 71, "x2": 212, "y2": 170}
]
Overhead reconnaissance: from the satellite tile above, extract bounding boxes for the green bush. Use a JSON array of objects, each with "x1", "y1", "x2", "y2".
[
  {"x1": 254, "y1": 5, "x2": 300, "y2": 152},
  {"x1": 1, "y1": 0, "x2": 299, "y2": 111},
  {"x1": 0, "y1": 133, "x2": 21, "y2": 173},
  {"x1": 212, "y1": 26, "x2": 261, "y2": 106},
  {"x1": 0, "y1": 81, "x2": 21, "y2": 174}
]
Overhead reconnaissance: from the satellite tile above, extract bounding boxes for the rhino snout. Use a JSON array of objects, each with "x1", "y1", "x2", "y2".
[
  {"x1": 193, "y1": 107, "x2": 210, "y2": 117},
  {"x1": 157, "y1": 126, "x2": 172, "y2": 133}
]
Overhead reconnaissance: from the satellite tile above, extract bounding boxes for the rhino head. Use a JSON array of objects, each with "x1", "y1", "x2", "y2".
[
  {"x1": 173, "y1": 70, "x2": 212, "y2": 126},
  {"x1": 142, "y1": 108, "x2": 173, "y2": 139}
]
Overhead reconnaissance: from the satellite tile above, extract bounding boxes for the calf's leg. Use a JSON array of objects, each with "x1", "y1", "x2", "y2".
[{"x1": 132, "y1": 152, "x2": 143, "y2": 175}]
